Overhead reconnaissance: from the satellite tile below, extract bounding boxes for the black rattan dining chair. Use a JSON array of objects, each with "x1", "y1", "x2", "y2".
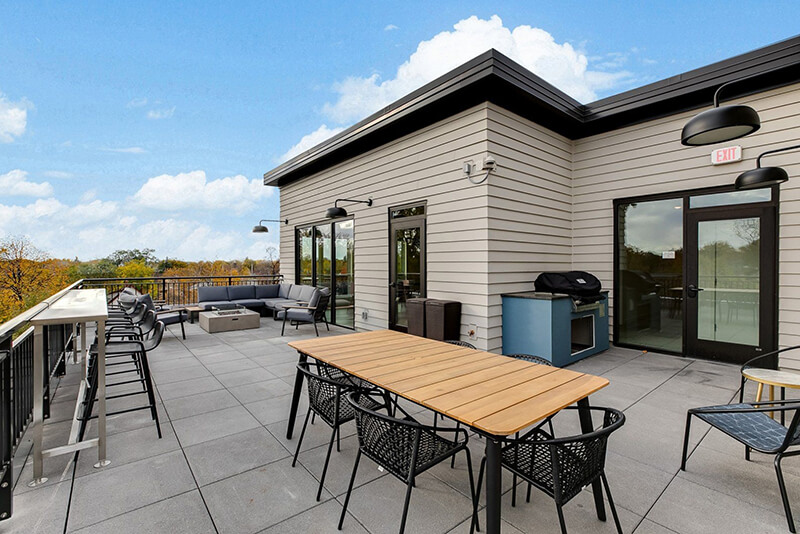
[
  {"x1": 681, "y1": 400, "x2": 800, "y2": 532},
  {"x1": 445, "y1": 339, "x2": 476, "y2": 349},
  {"x1": 339, "y1": 390, "x2": 479, "y2": 534},
  {"x1": 293, "y1": 363, "x2": 387, "y2": 502},
  {"x1": 471, "y1": 406, "x2": 626, "y2": 534}
]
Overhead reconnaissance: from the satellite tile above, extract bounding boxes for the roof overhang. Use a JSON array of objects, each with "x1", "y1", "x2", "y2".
[{"x1": 264, "y1": 35, "x2": 800, "y2": 188}]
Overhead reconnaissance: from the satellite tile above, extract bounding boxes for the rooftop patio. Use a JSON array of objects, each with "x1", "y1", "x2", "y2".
[{"x1": 4, "y1": 317, "x2": 797, "y2": 534}]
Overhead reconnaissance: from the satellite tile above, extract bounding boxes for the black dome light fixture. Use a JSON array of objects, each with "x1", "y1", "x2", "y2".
[
  {"x1": 734, "y1": 144, "x2": 800, "y2": 190},
  {"x1": 681, "y1": 78, "x2": 761, "y2": 146},
  {"x1": 325, "y1": 198, "x2": 373, "y2": 219},
  {"x1": 252, "y1": 218, "x2": 289, "y2": 233}
]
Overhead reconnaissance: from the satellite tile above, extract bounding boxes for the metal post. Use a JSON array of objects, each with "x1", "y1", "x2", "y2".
[
  {"x1": 94, "y1": 319, "x2": 109, "y2": 468},
  {"x1": 0, "y1": 338, "x2": 13, "y2": 520},
  {"x1": 71, "y1": 323, "x2": 79, "y2": 364},
  {"x1": 485, "y1": 438, "x2": 502, "y2": 534},
  {"x1": 286, "y1": 352, "x2": 308, "y2": 439},
  {"x1": 29, "y1": 325, "x2": 46, "y2": 486},
  {"x1": 578, "y1": 397, "x2": 606, "y2": 521}
]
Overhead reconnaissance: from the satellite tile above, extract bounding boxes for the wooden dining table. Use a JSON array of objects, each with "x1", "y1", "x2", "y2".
[{"x1": 286, "y1": 329, "x2": 609, "y2": 534}]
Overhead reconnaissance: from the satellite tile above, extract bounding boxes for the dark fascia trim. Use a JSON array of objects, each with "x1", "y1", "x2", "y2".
[{"x1": 264, "y1": 35, "x2": 800, "y2": 187}]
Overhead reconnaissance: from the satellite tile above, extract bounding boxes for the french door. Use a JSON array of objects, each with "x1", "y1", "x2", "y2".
[{"x1": 388, "y1": 206, "x2": 426, "y2": 332}]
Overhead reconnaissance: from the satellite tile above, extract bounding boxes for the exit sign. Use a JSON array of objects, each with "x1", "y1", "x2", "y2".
[{"x1": 710, "y1": 146, "x2": 742, "y2": 165}]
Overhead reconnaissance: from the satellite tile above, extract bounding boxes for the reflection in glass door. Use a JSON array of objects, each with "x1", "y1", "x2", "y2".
[
  {"x1": 334, "y1": 220, "x2": 355, "y2": 328},
  {"x1": 389, "y1": 208, "x2": 426, "y2": 331}
]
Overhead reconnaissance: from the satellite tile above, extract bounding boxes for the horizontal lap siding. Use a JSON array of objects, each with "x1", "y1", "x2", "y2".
[
  {"x1": 572, "y1": 83, "x2": 800, "y2": 368},
  {"x1": 279, "y1": 104, "x2": 492, "y2": 347},
  {"x1": 485, "y1": 104, "x2": 574, "y2": 353}
]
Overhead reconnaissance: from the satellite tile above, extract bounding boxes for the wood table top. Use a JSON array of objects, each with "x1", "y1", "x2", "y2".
[{"x1": 289, "y1": 330, "x2": 609, "y2": 436}]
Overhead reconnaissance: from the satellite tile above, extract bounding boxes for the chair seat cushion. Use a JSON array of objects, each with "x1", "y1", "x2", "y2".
[
  {"x1": 157, "y1": 311, "x2": 184, "y2": 325},
  {"x1": 696, "y1": 403, "x2": 792, "y2": 451},
  {"x1": 261, "y1": 298, "x2": 294, "y2": 309},
  {"x1": 276, "y1": 308, "x2": 313, "y2": 321},
  {"x1": 231, "y1": 299, "x2": 265, "y2": 309}
]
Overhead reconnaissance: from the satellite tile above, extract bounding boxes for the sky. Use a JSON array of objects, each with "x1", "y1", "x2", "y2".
[{"x1": 2, "y1": 1, "x2": 799, "y2": 261}]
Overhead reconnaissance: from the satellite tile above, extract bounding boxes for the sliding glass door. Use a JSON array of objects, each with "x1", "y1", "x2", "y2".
[{"x1": 295, "y1": 219, "x2": 355, "y2": 328}]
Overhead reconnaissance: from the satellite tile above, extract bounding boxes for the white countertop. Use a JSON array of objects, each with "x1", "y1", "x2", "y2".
[{"x1": 31, "y1": 288, "x2": 108, "y2": 324}]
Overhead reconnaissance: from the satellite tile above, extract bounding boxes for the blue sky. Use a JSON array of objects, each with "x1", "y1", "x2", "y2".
[{"x1": 1, "y1": 1, "x2": 798, "y2": 261}]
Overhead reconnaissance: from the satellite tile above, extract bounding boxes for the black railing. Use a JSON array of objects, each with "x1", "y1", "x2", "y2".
[{"x1": 81, "y1": 274, "x2": 283, "y2": 306}]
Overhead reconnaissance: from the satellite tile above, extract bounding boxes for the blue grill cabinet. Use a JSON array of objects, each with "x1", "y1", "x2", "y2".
[{"x1": 501, "y1": 291, "x2": 609, "y2": 367}]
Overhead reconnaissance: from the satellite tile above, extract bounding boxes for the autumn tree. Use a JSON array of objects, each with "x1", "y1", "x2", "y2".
[
  {"x1": 108, "y1": 248, "x2": 157, "y2": 266},
  {"x1": 0, "y1": 236, "x2": 55, "y2": 304}
]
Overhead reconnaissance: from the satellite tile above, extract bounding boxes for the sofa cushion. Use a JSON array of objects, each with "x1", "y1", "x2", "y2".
[
  {"x1": 278, "y1": 283, "x2": 292, "y2": 299},
  {"x1": 288, "y1": 285, "x2": 304, "y2": 300},
  {"x1": 198, "y1": 286, "x2": 229, "y2": 302},
  {"x1": 261, "y1": 298, "x2": 293, "y2": 309},
  {"x1": 228, "y1": 285, "x2": 256, "y2": 300},
  {"x1": 200, "y1": 301, "x2": 233, "y2": 310},
  {"x1": 298, "y1": 285, "x2": 316, "y2": 303},
  {"x1": 255, "y1": 284, "x2": 279, "y2": 299},
  {"x1": 232, "y1": 299, "x2": 264, "y2": 309}
]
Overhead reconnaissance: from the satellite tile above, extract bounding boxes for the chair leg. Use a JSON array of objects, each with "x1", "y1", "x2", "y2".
[
  {"x1": 316, "y1": 424, "x2": 338, "y2": 501},
  {"x1": 313, "y1": 319, "x2": 319, "y2": 337},
  {"x1": 451, "y1": 422, "x2": 461, "y2": 468},
  {"x1": 139, "y1": 352, "x2": 162, "y2": 439},
  {"x1": 601, "y1": 473, "x2": 623, "y2": 534},
  {"x1": 179, "y1": 317, "x2": 186, "y2": 339},
  {"x1": 556, "y1": 503, "x2": 568, "y2": 534},
  {"x1": 775, "y1": 453, "x2": 797, "y2": 533},
  {"x1": 464, "y1": 447, "x2": 480, "y2": 534},
  {"x1": 292, "y1": 410, "x2": 311, "y2": 467},
  {"x1": 324, "y1": 316, "x2": 330, "y2": 331},
  {"x1": 399, "y1": 475, "x2": 415, "y2": 534},
  {"x1": 512, "y1": 473, "x2": 517, "y2": 507},
  {"x1": 526, "y1": 482, "x2": 532, "y2": 503},
  {"x1": 680, "y1": 412, "x2": 692, "y2": 470},
  {"x1": 336, "y1": 425, "x2": 341, "y2": 452},
  {"x1": 338, "y1": 449, "x2": 362, "y2": 530},
  {"x1": 281, "y1": 314, "x2": 288, "y2": 336}
]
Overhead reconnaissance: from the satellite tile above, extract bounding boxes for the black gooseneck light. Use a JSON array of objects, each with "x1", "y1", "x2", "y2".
[
  {"x1": 252, "y1": 218, "x2": 289, "y2": 233},
  {"x1": 325, "y1": 198, "x2": 373, "y2": 219},
  {"x1": 681, "y1": 79, "x2": 761, "y2": 146},
  {"x1": 734, "y1": 144, "x2": 800, "y2": 190}
]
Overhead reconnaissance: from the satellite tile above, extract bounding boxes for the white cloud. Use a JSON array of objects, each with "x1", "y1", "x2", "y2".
[
  {"x1": 127, "y1": 97, "x2": 148, "y2": 108},
  {"x1": 0, "y1": 169, "x2": 54, "y2": 197},
  {"x1": 279, "y1": 125, "x2": 345, "y2": 163},
  {"x1": 43, "y1": 170, "x2": 74, "y2": 179},
  {"x1": 0, "y1": 93, "x2": 31, "y2": 143},
  {"x1": 100, "y1": 146, "x2": 147, "y2": 154},
  {"x1": 133, "y1": 170, "x2": 273, "y2": 214},
  {"x1": 322, "y1": 15, "x2": 631, "y2": 125},
  {"x1": 147, "y1": 106, "x2": 175, "y2": 120},
  {"x1": 384, "y1": 24, "x2": 398, "y2": 31}
]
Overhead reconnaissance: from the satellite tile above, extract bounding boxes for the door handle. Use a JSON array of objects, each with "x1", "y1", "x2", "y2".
[{"x1": 687, "y1": 284, "x2": 704, "y2": 298}]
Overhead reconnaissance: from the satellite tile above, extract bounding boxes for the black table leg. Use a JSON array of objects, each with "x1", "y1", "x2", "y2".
[
  {"x1": 578, "y1": 397, "x2": 606, "y2": 521},
  {"x1": 286, "y1": 352, "x2": 308, "y2": 439},
  {"x1": 485, "y1": 437, "x2": 502, "y2": 534}
]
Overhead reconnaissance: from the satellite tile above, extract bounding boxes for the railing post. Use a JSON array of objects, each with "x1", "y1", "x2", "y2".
[
  {"x1": 162, "y1": 278, "x2": 167, "y2": 304},
  {"x1": 41, "y1": 327, "x2": 50, "y2": 421},
  {"x1": 0, "y1": 339, "x2": 12, "y2": 521}
]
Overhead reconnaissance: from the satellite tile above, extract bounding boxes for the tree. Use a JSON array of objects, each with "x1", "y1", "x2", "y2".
[
  {"x1": 67, "y1": 258, "x2": 118, "y2": 280},
  {"x1": 116, "y1": 260, "x2": 154, "y2": 279},
  {"x1": 265, "y1": 246, "x2": 280, "y2": 275},
  {"x1": 0, "y1": 236, "x2": 53, "y2": 304},
  {"x1": 108, "y1": 248, "x2": 157, "y2": 266}
]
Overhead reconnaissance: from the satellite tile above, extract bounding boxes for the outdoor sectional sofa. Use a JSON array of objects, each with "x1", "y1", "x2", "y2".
[{"x1": 197, "y1": 283, "x2": 320, "y2": 316}]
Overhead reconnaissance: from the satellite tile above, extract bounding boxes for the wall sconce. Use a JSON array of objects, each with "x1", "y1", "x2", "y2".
[
  {"x1": 464, "y1": 156, "x2": 496, "y2": 184},
  {"x1": 325, "y1": 198, "x2": 373, "y2": 219},
  {"x1": 681, "y1": 79, "x2": 761, "y2": 146},
  {"x1": 252, "y1": 219, "x2": 289, "y2": 233},
  {"x1": 734, "y1": 144, "x2": 800, "y2": 190}
]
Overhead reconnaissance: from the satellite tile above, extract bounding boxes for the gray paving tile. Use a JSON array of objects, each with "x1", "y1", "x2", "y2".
[
  {"x1": 634, "y1": 519, "x2": 680, "y2": 533},
  {"x1": 172, "y1": 405, "x2": 260, "y2": 447},
  {"x1": 70, "y1": 490, "x2": 215, "y2": 534},
  {"x1": 184, "y1": 427, "x2": 289, "y2": 486},
  {"x1": 196, "y1": 350, "x2": 249, "y2": 364},
  {"x1": 257, "y1": 499, "x2": 369, "y2": 533},
  {"x1": 156, "y1": 376, "x2": 224, "y2": 401},
  {"x1": 202, "y1": 460, "x2": 333, "y2": 534},
  {"x1": 646, "y1": 476, "x2": 789, "y2": 533},
  {"x1": 5, "y1": 480, "x2": 70, "y2": 533},
  {"x1": 148, "y1": 356, "x2": 205, "y2": 373},
  {"x1": 163, "y1": 388, "x2": 241, "y2": 420},
  {"x1": 216, "y1": 367, "x2": 276, "y2": 388},
  {"x1": 228, "y1": 378, "x2": 293, "y2": 404},
  {"x1": 152, "y1": 365, "x2": 212, "y2": 385},
  {"x1": 205, "y1": 357, "x2": 261, "y2": 375},
  {"x1": 246, "y1": 394, "x2": 308, "y2": 426},
  {"x1": 600, "y1": 451, "x2": 675, "y2": 517},
  {"x1": 296, "y1": 434, "x2": 387, "y2": 497},
  {"x1": 75, "y1": 424, "x2": 180, "y2": 478},
  {"x1": 67, "y1": 450, "x2": 196, "y2": 531},
  {"x1": 266, "y1": 411, "x2": 357, "y2": 454}
]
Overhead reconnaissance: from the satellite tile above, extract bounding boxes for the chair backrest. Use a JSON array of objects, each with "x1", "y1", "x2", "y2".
[
  {"x1": 347, "y1": 390, "x2": 422, "y2": 481},
  {"x1": 313, "y1": 289, "x2": 331, "y2": 321},
  {"x1": 505, "y1": 353, "x2": 552, "y2": 366},
  {"x1": 296, "y1": 363, "x2": 352, "y2": 427},
  {"x1": 445, "y1": 339, "x2": 476, "y2": 349},
  {"x1": 783, "y1": 408, "x2": 800, "y2": 448},
  {"x1": 142, "y1": 321, "x2": 165, "y2": 352},
  {"x1": 137, "y1": 310, "x2": 157, "y2": 336}
]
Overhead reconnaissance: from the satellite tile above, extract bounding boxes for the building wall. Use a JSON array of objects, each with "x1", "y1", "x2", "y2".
[
  {"x1": 279, "y1": 104, "x2": 494, "y2": 347},
  {"x1": 572, "y1": 82, "x2": 800, "y2": 369}
]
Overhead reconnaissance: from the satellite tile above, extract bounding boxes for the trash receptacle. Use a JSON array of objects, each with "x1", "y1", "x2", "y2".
[
  {"x1": 406, "y1": 298, "x2": 428, "y2": 337},
  {"x1": 425, "y1": 300, "x2": 461, "y2": 341}
]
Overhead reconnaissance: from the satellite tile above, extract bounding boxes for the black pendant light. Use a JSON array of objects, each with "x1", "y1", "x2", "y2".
[
  {"x1": 252, "y1": 218, "x2": 289, "y2": 233},
  {"x1": 325, "y1": 198, "x2": 373, "y2": 218},
  {"x1": 734, "y1": 144, "x2": 800, "y2": 190},
  {"x1": 681, "y1": 79, "x2": 761, "y2": 146}
]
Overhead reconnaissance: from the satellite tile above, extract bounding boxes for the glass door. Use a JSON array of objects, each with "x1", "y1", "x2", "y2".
[
  {"x1": 686, "y1": 205, "x2": 776, "y2": 364},
  {"x1": 389, "y1": 218, "x2": 426, "y2": 331}
]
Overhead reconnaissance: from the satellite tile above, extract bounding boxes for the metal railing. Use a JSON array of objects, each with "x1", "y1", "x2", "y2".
[{"x1": 81, "y1": 274, "x2": 283, "y2": 306}]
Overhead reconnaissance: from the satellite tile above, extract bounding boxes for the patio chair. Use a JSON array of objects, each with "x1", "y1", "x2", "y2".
[
  {"x1": 292, "y1": 363, "x2": 387, "y2": 502},
  {"x1": 339, "y1": 390, "x2": 479, "y2": 534},
  {"x1": 277, "y1": 288, "x2": 331, "y2": 336},
  {"x1": 445, "y1": 339, "x2": 476, "y2": 349},
  {"x1": 681, "y1": 400, "x2": 800, "y2": 532},
  {"x1": 139, "y1": 294, "x2": 187, "y2": 340},
  {"x1": 472, "y1": 406, "x2": 626, "y2": 534}
]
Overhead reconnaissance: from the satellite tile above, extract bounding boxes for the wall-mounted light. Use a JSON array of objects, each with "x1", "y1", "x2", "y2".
[
  {"x1": 464, "y1": 156, "x2": 497, "y2": 184},
  {"x1": 734, "y1": 144, "x2": 800, "y2": 190},
  {"x1": 681, "y1": 79, "x2": 761, "y2": 146},
  {"x1": 252, "y1": 218, "x2": 289, "y2": 233},
  {"x1": 325, "y1": 198, "x2": 373, "y2": 219}
]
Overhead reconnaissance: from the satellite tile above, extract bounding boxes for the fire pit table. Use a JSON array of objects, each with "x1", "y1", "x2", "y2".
[{"x1": 199, "y1": 304, "x2": 260, "y2": 333}]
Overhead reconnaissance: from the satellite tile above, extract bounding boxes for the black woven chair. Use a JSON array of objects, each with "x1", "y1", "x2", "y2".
[
  {"x1": 292, "y1": 363, "x2": 387, "y2": 502},
  {"x1": 445, "y1": 339, "x2": 476, "y2": 349},
  {"x1": 339, "y1": 390, "x2": 479, "y2": 534},
  {"x1": 505, "y1": 353, "x2": 551, "y2": 366},
  {"x1": 681, "y1": 400, "x2": 800, "y2": 532},
  {"x1": 472, "y1": 406, "x2": 625, "y2": 534}
]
